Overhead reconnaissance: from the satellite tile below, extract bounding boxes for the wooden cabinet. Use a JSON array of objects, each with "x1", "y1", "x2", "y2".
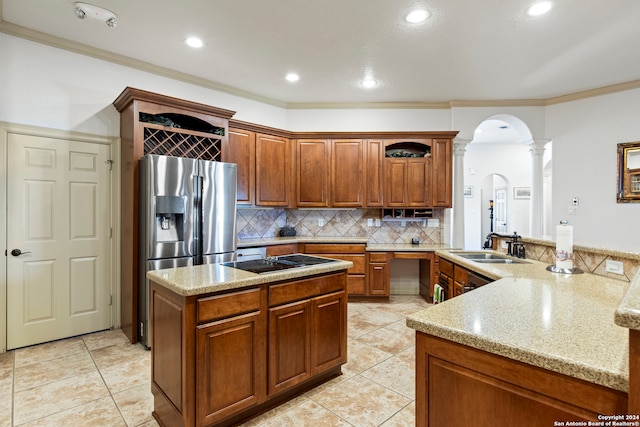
[
  {"x1": 434, "y1": 256, "x2": 492, "y2": 302},
  {"x1": 366, "y1": 252, "x2": 390, "y2": 296},
  {"x1": 256, "y1": 134, "x2": 291, "y2": 207},
  {"x1": 332, "y1": 139, "x2": 365, "y2": 207},
  {"x1": 415, "y1": 333, "x2": 627, "y2": 427},
  {"x1": 150, "y1": 269, "x2": 347, "y2": 427},
  {"x1": 113, "y1": 87, "x2": 236, "y2": 343},
  {"x1": 295, "y1": 139, "x2": 364, "y2": 208},
  {"x1": 268, "y1": 289, "x2": 347, "y2": 395},
  {"x1": 265, "y1": 243, "x2": 299, "y2": 256},
  {"x1": 384, "y1": 141, "x2": 432, "y2": 207},
  {"x1": 295, "y1": 139, "x2": 330, "y2": 207},
  {"x1": 225, "y1": 129, "x2": 255, "y2": 205},
  {"x1": 364, "y1": 139, "x2": 384, "y2": 207},
  {"x1": 301, "y1": 243, "x2": 366, "y2": 296},
  {"x1": 431, "y1": 138, "x2": 452, "y2": 207}
]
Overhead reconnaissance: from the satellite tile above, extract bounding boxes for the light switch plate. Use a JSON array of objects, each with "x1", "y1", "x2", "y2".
[
  {"x1": 606, "y1": 260, "x2": 624, "y2": 275},
  {"x1": 427, "y1": 218, "x2": 440, "y2": 227},
  {"x1": 367, "y1": 218, "x2": 373, "y2": 226}
]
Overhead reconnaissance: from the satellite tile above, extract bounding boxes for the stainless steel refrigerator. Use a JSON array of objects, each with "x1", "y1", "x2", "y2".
[{"x1": 138, "y1": 154, "x2": 237, "y2": 348}]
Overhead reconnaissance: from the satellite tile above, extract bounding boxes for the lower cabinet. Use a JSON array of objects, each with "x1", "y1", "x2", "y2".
[
  {"x1": 301, "y1": 243, "x2": 366, "y2": 297},
  {"x1": 269, "y1": 290, "x2": 347, "y2": 395},
  {"x1": 434, "y1": 256, "x2": 492, "y2": 302},
  {"x1": 366, "y1": 252, "x2": 390, "y2": 296},
  {"x1": 415, "y1": 333, "x2": 627, "y2": 427},
  {"x1": 150, "y1": 270, "x2": 348, "y2": 427}
]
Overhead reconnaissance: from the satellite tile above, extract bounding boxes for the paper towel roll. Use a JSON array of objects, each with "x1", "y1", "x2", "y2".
[{"x1": 556, "y1": 221, "x2": 573, "y2": 270}]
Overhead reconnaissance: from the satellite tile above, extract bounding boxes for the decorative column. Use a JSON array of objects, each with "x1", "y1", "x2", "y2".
[
  {"x1": 528, "y1": 139, "x2": 550, "y2": 238},
  {"x1": 452, "y1": 138, "x2": 471, "y2": 249}
]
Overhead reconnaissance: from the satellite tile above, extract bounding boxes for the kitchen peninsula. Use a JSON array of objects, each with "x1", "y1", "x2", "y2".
[
  {"x1": 407, "y1": 250, "x2": 640, "y2": 427},
  {"x1": 147, "y1": 256, "x2": 352, "y2": 427}
]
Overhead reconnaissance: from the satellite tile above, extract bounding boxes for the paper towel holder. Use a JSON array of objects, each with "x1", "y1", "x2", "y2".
[{"x1": 546, "y1": 220, "x2": 584, "y2": 274}]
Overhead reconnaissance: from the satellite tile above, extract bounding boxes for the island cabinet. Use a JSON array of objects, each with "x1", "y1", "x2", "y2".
[
  {"x1": 300, "y1": 243, "x2": 366, "y2": 296},
  {"x1": 150, "y1": 270, "x2": 348, "y2": 427},
  {"x1": 295, "y1": 139, "x2": 365, "y2": 208},
  {"x1": 415, "y1": 333, "x2": 627, "y2": 427}
]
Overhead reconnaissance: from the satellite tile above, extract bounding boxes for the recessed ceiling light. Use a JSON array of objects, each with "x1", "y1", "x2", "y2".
[
  {"x1": 285, "y1": 73, "x2": 300, "y2": 82},
  {"x1": 527, "y1": 2, "x2": 552, "y2": 16},
  {"x1": 361, "y1": 79, "x2": 378, "y2": 88},
  {"x1": 405, "y1": 9, "x2": 430, "y2": 24},
  {"x1": 185, "y1": 37, "x2": 203, "y2": 48}
]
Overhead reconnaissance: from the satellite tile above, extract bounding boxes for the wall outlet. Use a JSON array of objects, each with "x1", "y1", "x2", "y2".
[
  {"x1": 605, "y1": 259, "x2": 624, "y2": 275},
  {"x1": 367, "y1": 218, "x2": 373, "y2": 227},
  {"x1": 375, "y1": 218, "x2": 381, "y2": 227},
  {"x1": 427, "y1": 218, "x2": 440, "y2": 227},
  {"x1": 318, "y1": 218, "x2": 324, "y2": 227}
]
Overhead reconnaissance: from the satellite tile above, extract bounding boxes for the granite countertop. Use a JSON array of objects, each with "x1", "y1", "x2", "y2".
[
  {"x1": 148, "y1": 257, "x2": 353, "y2": 296},
  {"x1": 406, "y1": 250, "x2": 631, "y2": 392},
  {"x1": 615, "y1": 270, "x2": 640, "y2": 330}
]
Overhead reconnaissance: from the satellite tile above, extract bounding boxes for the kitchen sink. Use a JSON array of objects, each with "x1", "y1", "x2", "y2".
[{"x1": 453, "y1": 252, "x2": 528, "y2": 264}]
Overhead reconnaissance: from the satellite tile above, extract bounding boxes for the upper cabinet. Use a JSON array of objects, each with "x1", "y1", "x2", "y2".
[
  {"x1": 295, "y1": 139, "x2": 365, "y2": 208},
  {"x1": 384, "y1": 140, "x2": 432, "y2": 208},
  {"x1": 225, "y1": 124, "x2": 456, "y2": 209},
  {"x1": 225, "y1": 129, "x2": 255, "y2": 205},
  {"x1": 431, "y1": 138, "x2": 453, "y2": 207},
  {"x1": 226, "y1": 122, "x2": 292, "y2": 208}
]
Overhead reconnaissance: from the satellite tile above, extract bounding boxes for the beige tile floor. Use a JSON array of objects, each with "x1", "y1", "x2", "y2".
[{"x1": 0, "y1": 295, "x2": 430, "y2": 427}]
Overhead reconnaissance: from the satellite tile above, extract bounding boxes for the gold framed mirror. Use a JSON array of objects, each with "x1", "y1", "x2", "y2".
[{"x1": 618, "y1": 141, "x2": 640, "y2": 202}]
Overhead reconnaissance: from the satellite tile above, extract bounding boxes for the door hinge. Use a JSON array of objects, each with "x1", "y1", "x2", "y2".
[
  {"x1": 140, "y1": 322, "x2": 144, "y2": 337},
  {"x1": 109, "y1": 227, "x2": 113, "y2": 238},
  {"x1": 106, "y1": 159, "x2": 114, "y2": 171},
  {"x1": 109, "y1": 295, "x2": 112, "y2": 306}
]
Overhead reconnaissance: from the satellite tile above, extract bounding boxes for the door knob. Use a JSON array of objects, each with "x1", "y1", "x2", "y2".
[{"x1": 11, "y1": 249, "x2": 31, "y2": 256}]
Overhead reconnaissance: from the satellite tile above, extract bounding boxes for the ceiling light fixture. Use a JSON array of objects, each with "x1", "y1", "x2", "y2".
[
  {"x1": 527, "y1": 1, "x2": 552, "y2": 16},
  {"x1": 285, "y1": 73, "x2": 300, "y2": 82},
  {"x1": 74, "y1": 2, "x2": 118, "y2": 29},
  {"x1": 405, "y1": 9, "x2": 430, "y2": 24},
  {"x1": 185, "y1": 37, "x2": 204, "y2": 48},
  {"x1": 361, "y1": 79, "x2": 377, "y2": 88}
]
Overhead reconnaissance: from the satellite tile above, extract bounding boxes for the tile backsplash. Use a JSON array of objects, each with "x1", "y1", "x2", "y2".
[{"x1": 237, "y1": 208, "x2": 444, "y2": 245}]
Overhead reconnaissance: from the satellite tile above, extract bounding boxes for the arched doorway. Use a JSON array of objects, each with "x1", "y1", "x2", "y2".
[{"x1": 462, "y1": 115, "x2": 548, "y2": 249}]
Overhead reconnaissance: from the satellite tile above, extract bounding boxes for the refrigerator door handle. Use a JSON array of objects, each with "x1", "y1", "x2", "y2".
[{"x1": 193, "y1": 174, "x2": 203, "y2": 265}]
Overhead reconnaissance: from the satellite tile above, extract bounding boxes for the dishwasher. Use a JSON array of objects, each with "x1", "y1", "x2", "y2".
[{"x1": 235, "y1": 247, "x2": 267, "y2": 261}]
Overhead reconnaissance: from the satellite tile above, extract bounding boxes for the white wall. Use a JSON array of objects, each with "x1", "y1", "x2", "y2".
[
  {"x1": 546, "y1": 89, "x2": 640, "y2": 252},
  {"x1": 0, "y1": 33, "x2": 289, "y2": 135},
  {"x1": 3, "y1": 32, "x2": 640, "y2": 253},
  {"x1": 463, "y1": 143, "x2": 532, "y2": 249}
]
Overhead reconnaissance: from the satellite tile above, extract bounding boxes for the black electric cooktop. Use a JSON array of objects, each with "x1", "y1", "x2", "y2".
[{"x1": 223, "y1": 254, "x2": 338, "y2": 274}]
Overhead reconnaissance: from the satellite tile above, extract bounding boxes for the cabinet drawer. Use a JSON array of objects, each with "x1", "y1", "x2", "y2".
[
  {"x1": 266, "y1": 243, "x2": 299, "y2": 256},
  {"x1": 302, "y1": 243, "x2": 366, "y2": 254},
  {"x1": 439, "y1": 258, "x2": 454, "y2": 277},
  {"x1": 269, "y1": 272, "x2": 345, "y2": 306},
  {"x1": 368, "y1": 252, "x2": 388, "y2": 263},
  {"x1": 393, "y1": 252, "x2": 429, "y2": 259},
  {"x1": 319, "y1": 254, "x2": 365, "y2": 274},
  {"x1": 197, "y1": 288, "x2": 261, "y2": 324},
  {"x1": 454, "y1": 266, "x2": 468, "y2": 284}
]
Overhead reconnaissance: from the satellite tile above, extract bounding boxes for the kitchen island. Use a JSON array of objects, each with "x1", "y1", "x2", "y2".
[
  {"x1": 147, "y1": 256, "x2": 352, "y2": 427},
  {"x1": 407, "y1": 250, "x2": 638, "y2": 427}
]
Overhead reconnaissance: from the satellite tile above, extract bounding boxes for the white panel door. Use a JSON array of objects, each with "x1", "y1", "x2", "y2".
[
  {"x1": 494, "y1": 187, "x2": 508, "y2": 233},
  {"x1": 7, "y1": 134, "x2": 111, "y2": 349}
]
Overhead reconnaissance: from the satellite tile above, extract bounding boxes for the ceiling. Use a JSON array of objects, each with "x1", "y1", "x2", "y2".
[{"x1": 2, "y1": 0, "x2": 640, "y2": 109}]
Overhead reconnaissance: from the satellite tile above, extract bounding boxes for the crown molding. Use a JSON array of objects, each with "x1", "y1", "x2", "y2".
[
  {"x1": 2, "y1": 19, "x2": 640, "y2": 110},
  {"x1": 0, "y1": 21, "x2": 288, "y2": 109}
]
